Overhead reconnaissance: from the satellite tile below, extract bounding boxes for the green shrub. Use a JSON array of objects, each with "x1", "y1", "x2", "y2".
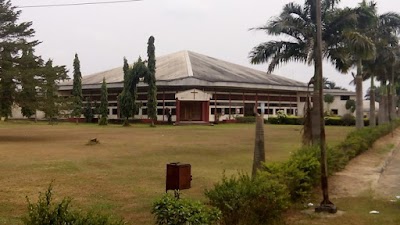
[
  {"x1": 205, "y1": 173, "x2": 289, "y2": 225},
  {"x1": 341, "y1": 113, "x2": 355, "y2": 126},
  {"x1": 23, "y1": 183, "x2": 125, "y2": 225},
  {"x1": 235, "y1": 116, "x2": 256, "y2": 123},
  {"x1": 324, "y1": 117, "x2": 342, "y2": 126},
  {"x1": 268, "y1": 116, "x2": 303, "y2": 125},
  {"x1": 152, "y1": 193, "x2": 220, "y2": 225},
  {"x1": 262, "y1": 146, "x2": 320, "y2": 202}
]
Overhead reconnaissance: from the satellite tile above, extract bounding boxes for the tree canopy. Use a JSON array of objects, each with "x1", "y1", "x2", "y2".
[{"x1": 0, "y1": 0, "x2": 68, "y2": 120}]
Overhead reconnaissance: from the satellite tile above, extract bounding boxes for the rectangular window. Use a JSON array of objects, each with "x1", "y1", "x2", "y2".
[
  {"x1": 264, "y1": 109, "x2": 273, "y2": 115},
  {"x1": 286, "y1": 109, "x2": 294, "y2": 115},
  {"x1": 340, "y1": 95, "x2": 350, "y2": 100},
  {"x1": 331, "y1": 109, "x2": 338, "y2": 115},
  {"x1": 165, "y1": 102, "x2": 176, "y2": 106},
  {"x1": 157, "y1": 109, "x2": 164, "y2": 115},
  {"x1": 211, "y1": 108, "x2": 222, "y2": 114},
  {"x1": 224, "y1": 108, "x2": 230, "y2": 114},
  {"x1": 142, "y1": 108, "x2": 147, "y2": 115},
  {"x1": 112, "y1": 108, "x2": 118, "y2": 115}
]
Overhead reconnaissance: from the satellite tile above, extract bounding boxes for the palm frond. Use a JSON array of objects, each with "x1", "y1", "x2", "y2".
[
  {"x1": 249, "y1": 41, "x2": 307, "y2": 73},
  {"x1": 343, "y1": 31, "x2": 376, "y2": 60}
]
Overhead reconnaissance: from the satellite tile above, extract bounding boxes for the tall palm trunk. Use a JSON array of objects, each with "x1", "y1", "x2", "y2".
[
  {"x1": 252, "y1": 114, "x2": 265, "y2": 178},
  {"x1": 311, "y1": 68, "x2": 321, "y2": 144},
  {"x1": 314, "y1": 0, "x2": 335, "y2": 213},
  {"x1": 389, "y1": 65, "x2": 397, "y2": 120},
  {"x1": 355, "y1": 60, "x2": 364, "y2": 129},
  {"x1": 369, "y1": 76, "x2": 376, "y2": 127},
  {"x1": 378, "y1": 80, "x2": 388, "y2": 124}
]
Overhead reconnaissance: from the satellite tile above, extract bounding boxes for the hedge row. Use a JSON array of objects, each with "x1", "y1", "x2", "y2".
[
  {"x1": 204, "y1": 120, "x2": 400, "y2": 225},
  {"x1": 235, "y1": 115, "x2": 371, "y2": 126}
]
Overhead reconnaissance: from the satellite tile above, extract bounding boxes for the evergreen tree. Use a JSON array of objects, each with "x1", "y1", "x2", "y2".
[
  {"x1": 130, "y1": 57, "x2": 147, "y2": 116},
  {"x1": 71, "y1": 53, "x2": 83, "y2": 123},
  {"x1": 17, "y1": 49, "x2": 43, "y2": 119},
  {"x1": 99, "y1": 77, "x2": 108, "y2": 125},
  {"x1": 83, "y1": 97, "x2": 94, "y2": 123},
  {"x1": 118, "y1": 57, "x2": 133, "y2": 126},
  {"x1": 146, "y1": 36, "x2": 157, "y2": 127},
  {"x1": 39, "y1": 60, "x2": 68, "y2": 124},
  {"x1": 0, "y1": 0, "x2": 39, "y2": 119},
  {"x1": 118, "y1": 90, "x2": 133, "y2": 126}
]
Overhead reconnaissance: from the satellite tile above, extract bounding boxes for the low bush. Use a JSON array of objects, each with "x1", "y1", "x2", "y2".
[
  {"x1": 341, "y1": 113, "x2": 355, "y2": 126},
  {"x1": 205, "y1": 120, "x2": 400, "y2": 225},
  {"x1": 268, "y1": 116, "x2": 303, "y2": 125},
  {"x1": 261, "y1": 146, "x2": 320, "y2": 202},
  {"x1": 23, "y1": 183, "x2": 125, "y2": 225},
  {"x1": 235, "y1": 116, "x2": 256, "y2": 123},
  {"x1": 205, "y1": 173, "x2": 289, "y2": 225},
  {"x1": 152, "y1": 193, "x2": 220, "y2": 225},
  {"x1": 324, "y1": 116, "x2": 342, "y2": 126}
]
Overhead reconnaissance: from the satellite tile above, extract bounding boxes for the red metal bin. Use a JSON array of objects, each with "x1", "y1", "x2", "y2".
[{"x1": 166, "y1": 162, "x2": 191, "y2": 191}]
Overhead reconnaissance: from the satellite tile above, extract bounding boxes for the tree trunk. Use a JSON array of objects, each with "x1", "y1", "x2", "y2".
[
  {"x1": 311, "y1": 70, "x2": 321, "y2": 145},
  {"x1": 314, "y1": 0, "x2": 335, "y2": 212},
  {"x1": 252, "y1": 114, "x2": 265, "y2": 178},
  {"x1": 390, "y1": 66, "x2": 397, "y2": 120},
  {"x1": 384, "y1": 85, "x2": 390, "y2": 123},
  {"x1": 369, "y1": 76, "x2": 376, "y2": 127},
  {"x1": 355, "y1": 61, "x2": 364, "y2": 129},
  {"x1": 378, "y1": 81, "x2": 385, "y2": 124}
]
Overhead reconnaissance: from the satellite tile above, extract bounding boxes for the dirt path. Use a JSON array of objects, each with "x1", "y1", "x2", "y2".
[{"x1": 330, "y1": 128, "x2": 400, "y2": 199}]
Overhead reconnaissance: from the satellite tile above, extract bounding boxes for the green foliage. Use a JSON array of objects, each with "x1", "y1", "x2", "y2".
[
  {"x1": 345, "y1": 99, "x2": 356, "y2": 113},
  {"x1": 83, "y1": 97, "x2": 94, "y2": 123},
  {"x1": 268, "y1": 116, "x2": 303, "y2": 125},
  {"x1": 152, "y1": 194, "x2": 220, "y2": 225},
  {"x1": 118, "y1": 57, "x2": 136, "y2": 126},
  {"x1": 205, "y1": 173, "x2": 289, "y2": 225},
  {"x1": 99, "y1": 78, "x2": 108, "y2": 125},
  {"x1": 341, "y1": 113, "x2": 355, "y2": 126},
  {"x1": 262, "y1": 146, "x2": 320, "y2": 202},
  {"x1": 0, "y1": 0, "x2": 40, "y2": 119},
  {"x1": 236, "y1": 116, "x2": 257, "y2": 123},
  {"x1": 324, "y1": 94, "x2": 335, "y2": 104},
  {"x1": 118, "y1": 90, "x2": 133, "y2": 125},
  {"x1": 71, "y1": 53, "x2": 83, "y2": 118},
  {"x1": 38, "y1": 60, "x2": 69, "y2": 123},
  {"x1": 146, "y1": 36, "x2": 157, "y2": 125},
  {"x1": 18, "y1": 50, "x2": 42, "y2": 118},
  {"x1": 23, "y1": 183, "x2": 125, "y2": 225}
]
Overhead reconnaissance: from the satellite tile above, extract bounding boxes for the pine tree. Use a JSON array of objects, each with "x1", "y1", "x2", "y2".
[
  {"x1": 130, "y1": 57, "x2": 146, "y2": 116},
  {"x1": 0, "y1": 0, "x2": 39, "y2": 119},
  {"x1": 83, "y1": 97, "x2": 94, "y2": 123},
  {"x1": 118, "y1": 90, "x2": 133, "y2": 126},
  {"x1": 71, "y1": 53, "x2": 83, "y2": 123},
  {"x1": 118, "y1": 57, "x2": 133, "y2": 126},
  {"x1": 99, "y1": 78, "x2": 108, "y2": 125},
  {"x1": 39, "y1": 60, "x2": 68, "y2": 124},
  {"x1": 17, "y1": 49, "x2": 43, "y2": 119},
  {"x1": 146, "y1": 36, "x2": 157, "y2": 127}
]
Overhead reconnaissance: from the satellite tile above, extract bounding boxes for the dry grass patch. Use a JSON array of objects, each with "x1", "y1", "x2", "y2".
[{"x1": 0, "y1": 122, "x2": 353, "y2": 224}]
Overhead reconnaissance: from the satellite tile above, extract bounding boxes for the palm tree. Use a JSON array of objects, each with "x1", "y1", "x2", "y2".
[
  {"x1": 249, "y1": 0, "x2": 354, "y2": 144},
  {"x1": 341, "y1": 1, "x2": 377, "y2": 129},
  {"x1": 363, "y1": 9, "x2": 400, "y2": 125}
]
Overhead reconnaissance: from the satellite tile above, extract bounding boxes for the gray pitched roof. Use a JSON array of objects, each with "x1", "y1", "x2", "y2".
[{"x1": 60, "y1": 50, "x2": 307, "y2": 90}]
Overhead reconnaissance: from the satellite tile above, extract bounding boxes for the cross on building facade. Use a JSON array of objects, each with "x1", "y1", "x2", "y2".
[{"x1": 191, "y1": 90, "x2": 198, "y2": 99}]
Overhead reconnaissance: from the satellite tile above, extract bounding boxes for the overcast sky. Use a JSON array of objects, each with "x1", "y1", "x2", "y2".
[{"x1": 11, "y1": 0, "x2": 398, "y2": 92}]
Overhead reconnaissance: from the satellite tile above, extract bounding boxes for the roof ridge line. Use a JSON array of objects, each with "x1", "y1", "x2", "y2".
[{"x1": 184, "y1": 50, "x2": 194, "y2": 77}]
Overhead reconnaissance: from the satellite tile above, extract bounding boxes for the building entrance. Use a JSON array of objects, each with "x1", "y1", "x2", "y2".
[{"x1": 179, "y1": 101, "x2": 202, "y2": 121}]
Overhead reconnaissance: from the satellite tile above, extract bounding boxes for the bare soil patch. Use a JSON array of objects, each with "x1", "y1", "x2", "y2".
[{"x1": 330, "y1": 128, "x2": 400, "y2": 199}]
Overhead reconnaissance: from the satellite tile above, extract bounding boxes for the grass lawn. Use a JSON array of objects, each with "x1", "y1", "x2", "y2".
[
  {"x1": 286, "y1": 196, "x2": 400, "y2": 225},
  {"x1": 0, "y1": 121, "x2": 353, "y2": 224}
]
